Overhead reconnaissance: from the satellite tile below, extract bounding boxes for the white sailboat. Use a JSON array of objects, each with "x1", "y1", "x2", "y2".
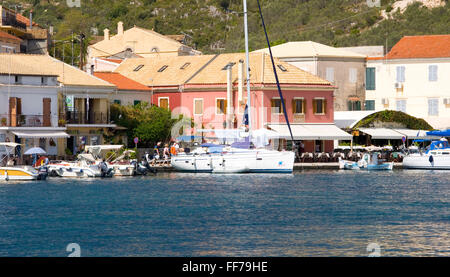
[
  {"x1": 171, "y1": 0, "x2": 295, "y2": 174},
  {"x1": 403, "y1": 137, "x2": 450, "y2": 170}
]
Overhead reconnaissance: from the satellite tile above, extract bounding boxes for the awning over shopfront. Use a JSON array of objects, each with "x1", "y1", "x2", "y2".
[
  {"x1": 12, "y1": 131, "x2": 70, "y2": 139},
  {"x1": 358, "y1": 128, "x2": 404, "y2": 140},
  {"x1": 358, "y1": 128, "x2": 438, "y2": 140},
  {"x1": 267, "y1": 124, "x2": 353, "y2": 140}
]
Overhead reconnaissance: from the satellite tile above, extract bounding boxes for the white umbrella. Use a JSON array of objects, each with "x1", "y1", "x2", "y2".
[{"x1": 24, "y1": 147, "x2": 46, "y2": 155}]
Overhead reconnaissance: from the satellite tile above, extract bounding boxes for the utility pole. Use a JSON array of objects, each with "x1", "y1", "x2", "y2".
[
  {"x1": 71, "y1": 32, "x2": 74, "y2": 66},
  {"x1": 78, "y1": 33, "x2": 85, "y2": 70}
]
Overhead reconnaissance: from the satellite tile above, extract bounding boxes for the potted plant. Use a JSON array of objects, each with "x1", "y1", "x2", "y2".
[
  {"x1": 1, "y1": 117, "x2": 6, "y2": 126},
  {"x1": 58, "y1": 119, "x2": 67, "y2": 127}
]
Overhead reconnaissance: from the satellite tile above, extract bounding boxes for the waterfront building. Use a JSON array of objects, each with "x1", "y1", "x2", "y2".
[
  {"x1": 87, "y1": 22, "x2": 201, "y2": 72},
  {"x1": 253, "y1": 41, "x2": 367, "y2": 112},
  {"x1": 365, "y1": 34, "x2": 450, "y2": 129},
  {"x1": 93, "y1": 72, "x2": 153, "y2": 106},
  {"x1": 115, "y1": 52, "x2": 352, "y2": 152},
  {"x1": 0, "y1": 54, "x2": 117, "y2": 158},
  {"x1": 0, "y1": 6, "x2": 50, "y2": 54}
]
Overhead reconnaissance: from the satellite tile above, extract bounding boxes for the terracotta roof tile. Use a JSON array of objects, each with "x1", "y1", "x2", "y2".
[
  {"x1": 385, "y1": 35, "x2": 450, "y2": 59},
  {"x1": 115, "y1": 53, "x2": 332, "y2": 87},
  {"x1": 0, "y1": 30, "x2": 22, "y2": 42},
  {"x1": 0, "y1": 54, "x2": 116, "y2": 88},
  {"x1": 94, "y1": 72, "x2": 151, "y2": 91}
]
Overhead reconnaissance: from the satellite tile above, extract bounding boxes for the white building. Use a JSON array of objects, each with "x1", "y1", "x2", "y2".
[
  {"x1": 365, "y1": 35, "x2": 450, "y2": 129},
  {"x1": 0, "y1": 55, "x2": 68, "y2": 157},
  {"x1": 0, "y1": 54, "x2": 117, "y2": 159}
]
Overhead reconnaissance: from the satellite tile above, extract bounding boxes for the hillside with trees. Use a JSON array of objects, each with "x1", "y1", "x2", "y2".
[{"x1": 2, "y1": 0, "x2": 449, "y2": 63}]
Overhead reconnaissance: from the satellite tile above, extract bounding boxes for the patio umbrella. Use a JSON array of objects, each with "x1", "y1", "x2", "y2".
[
  {"x1": 24, "y1": 147, "x2": 46, "y2": 155},
  {"x1": 24, "y1": 147, "x2": 46, "y2": 166}
]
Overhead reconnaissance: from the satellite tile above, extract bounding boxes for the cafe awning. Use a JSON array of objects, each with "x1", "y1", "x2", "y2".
[
  {"x1": 12, "y1": 131, "x2": 70, "y2": 139},
  {"x1": 358, "y1": 128, "x2": 404, "y2": 139},
  {"x1": 267, "y1": 124, "x2": 353, "y2": 140},
  {"x1": 358, "y1": 128, "x2": 439, "y2": 140}
]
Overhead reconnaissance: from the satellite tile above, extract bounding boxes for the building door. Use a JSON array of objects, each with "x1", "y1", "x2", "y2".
[
  {"x1": 43, "y1": 98, "x2": 51, "y2": 127},
  {"x1": 67, "y1": 136, "x2": 75, "y2": 155},
  {"x1": 314, "y1": 140, "x2": 323, "y2": 153}
]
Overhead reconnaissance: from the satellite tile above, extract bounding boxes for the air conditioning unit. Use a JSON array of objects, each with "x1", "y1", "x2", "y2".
[
  {"x1": 444, "y1": 98, "x2": 450, "y2": 105},
  {"x1": 394, "y1": 83, "x2": 403, "y2": 89},
  {"x1": 381, "y1": 98, "x2": 389, "y2": 105}
]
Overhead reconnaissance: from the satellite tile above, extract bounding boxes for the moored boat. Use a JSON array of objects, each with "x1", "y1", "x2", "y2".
[
  {"x1": 0, "y1": 143, "x2": 48, "y2": 181},
  {"x1": 403, "y1": 139, "x2": 450, "y2": 170}
]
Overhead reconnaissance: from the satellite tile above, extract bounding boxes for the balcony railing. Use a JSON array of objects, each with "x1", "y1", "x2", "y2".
[
  {"x1": 0, "y1": 114, "x2": 56, "y2": 127},
  {"x1": 62, "y1": 111, "x2": 110, "y2": 125},
  {"x1": 1, "y1": 16, "x2": 27, "y2": 30}
]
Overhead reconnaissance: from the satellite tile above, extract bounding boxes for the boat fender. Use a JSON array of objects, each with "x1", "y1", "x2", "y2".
[{"x1": 429, "y1": 155, "x2": 434, "y2": 164}]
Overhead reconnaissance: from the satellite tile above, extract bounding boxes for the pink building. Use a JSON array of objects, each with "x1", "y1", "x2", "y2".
[{"x1": 115, "y1": 53, "x2": 352, "y2": 152}]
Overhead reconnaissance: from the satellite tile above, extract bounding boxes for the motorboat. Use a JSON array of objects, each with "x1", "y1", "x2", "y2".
[
  {"x1": 358, "y1": 153, "x2": 393, "y2": 170},
  {"x1": 85, "y1": 145, "x2": 136, "y2": 176},
  {"x1": 0, "y1": 143, "x2": 48, "y2": 181},
  {"x1": 47, "y1": 154, "x2": 112, "y2": 178},
  {"x1": 338, "y1": 158, "x2": 360, "y2": 170},
  {"x1": 403, "y1": 139, "x2": 450, "y2": 170}
]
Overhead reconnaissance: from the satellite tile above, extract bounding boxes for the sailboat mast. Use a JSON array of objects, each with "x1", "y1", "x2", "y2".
[{"x1": 243, "y1": 0, "x2": 252, "y2": 131}]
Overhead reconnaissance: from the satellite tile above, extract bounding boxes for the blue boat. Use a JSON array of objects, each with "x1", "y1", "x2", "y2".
[{"x1": 359, "y1": 153, "x2": 394, "y2": 170}]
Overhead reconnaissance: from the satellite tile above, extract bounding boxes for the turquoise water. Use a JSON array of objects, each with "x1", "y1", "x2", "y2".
[{"x1": 0, "y1": 170, "x2": 448, "y2": 257}]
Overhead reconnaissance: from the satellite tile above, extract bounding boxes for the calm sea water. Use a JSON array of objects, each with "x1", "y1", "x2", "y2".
[{"x1": 0, "y1": 170, "x2": 448, "y2": 257}]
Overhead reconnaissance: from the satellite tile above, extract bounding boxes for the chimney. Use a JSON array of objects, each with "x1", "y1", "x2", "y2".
[
  {"x1": 117, "y1": 21, "x2": 124, "y2": 36},
  {"x1": 29, "y1": 10, "x2": 33, "y2": 29},
  {"x1": 238, "y1": 59, "x2": 244, "y2": 104},
  {"x1": 104, "y1": 28, "x2": 110, "y2": 41}
]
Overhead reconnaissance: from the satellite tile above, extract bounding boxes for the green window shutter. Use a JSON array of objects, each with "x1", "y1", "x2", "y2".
[{"x1": 366, "y1": 68, "x2": 375, "y2": 90}]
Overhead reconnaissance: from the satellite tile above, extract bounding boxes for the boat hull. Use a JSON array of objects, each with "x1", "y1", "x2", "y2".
[
  {"x1": 403, "y1": 155, "x2": 450, "y2": 170},
  {"x1": 0, "y1": 167, "x2": 40, "y2": 181},
  {"x1": 172, "y1": 150, "x2": 295, "y2": 174}
]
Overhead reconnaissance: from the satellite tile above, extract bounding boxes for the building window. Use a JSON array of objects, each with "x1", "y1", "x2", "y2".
[
  {"x1": 349, "y1": 68, "x2": 357, "y2": 83},
  {"x1": 428, "y1": 98, "x2": 439, "y2": 116},
  {"x1": 14, "y1": 75, "x2": 21, "y2": 84},
  {"x1": 313, "y1": 98, "x2": 326, "y2": 115},
  {"x1": 428, "y1": 65, "x2": 438, "y2": 82},
  {"x1": 277, "y1": 64, "x2": 288, "y2": 72},
  {"x1": 157, "y1": 65, "x2": 168, "y2": 72},
  {"x1": 113, "y1": 100, "x2": 121, "y2": 105},
  {"x1": 326, "y1": 67, "x2": 334, "y2": 83},
  {"x1": 271, "y1": 98, "x2": 285, "y2": 114},
  {"x1": 366, "y1": 67, "x2": 376, "y2": 90},
  {"x1": 134, "y1": 100, "x2": 141, "y2": 106},
  {"x1": 158, "y1": 98, "x2": 169, "y2": 110},
  {"x1": 216, "y1": 98, "x2": 227, "y2": 115},
  {"x1": 180, "y1": 62, "x2": 191, "y2": 70},
  {"x1": 365, "y1": 100, "x2": 375, "y2": 111},
  {"x1": 194, "y1": 99, "x2": 203, "y2": 115},
  {"x1": 292, "y1": 98, "x2": 305, "y2": 114},
  {"x1": 134, "y1": 64, "x2": 144, "y2": 71},
  {"x1": 41, "y1": 77, "x2": 47, "y2": 85},
  {"x1": 348, "y1": 101, "x2": 361, "y2": 111},
  {"x1": 396, "y1": 99, "x2": 407, "y2": 113},
  {"x1": 396, "y1": 66, "x2": 405, "y2": 83}
]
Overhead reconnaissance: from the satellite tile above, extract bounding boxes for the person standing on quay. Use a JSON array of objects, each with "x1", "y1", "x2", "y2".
[{"x1": 163, "y1": 144, "x2": 170, "y2": 166}]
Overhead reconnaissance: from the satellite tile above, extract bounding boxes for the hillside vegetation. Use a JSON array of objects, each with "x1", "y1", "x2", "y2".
[{"x1": 3, "y1": 0, "x2": 449, "y2": 59}]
